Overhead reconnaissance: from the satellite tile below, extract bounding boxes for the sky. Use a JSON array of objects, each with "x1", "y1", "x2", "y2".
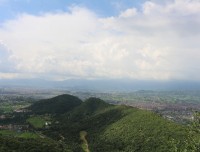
[{"x1": 0, "y1": 0, "x2": 200, "y2": 81}]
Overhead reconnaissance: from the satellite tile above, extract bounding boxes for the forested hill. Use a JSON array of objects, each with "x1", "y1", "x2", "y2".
[
  {"x1": 29, "y1": 94, "x2": 82, "y2": 114},
  {"x1": 1, "y1": 94, "x2": 200, "y2": 152}
]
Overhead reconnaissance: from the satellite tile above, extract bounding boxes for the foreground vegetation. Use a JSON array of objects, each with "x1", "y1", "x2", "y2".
[
  {"x1": 27, "y1": 116, "x2": 47, "y2": 128},
  {"x1": 0, "y1": 94, "x2": 199, "y2": 151}
]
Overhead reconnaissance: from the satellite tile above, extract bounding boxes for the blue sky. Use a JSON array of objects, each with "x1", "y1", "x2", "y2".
[
  {"x1": 0, "y1": 0, "x2": 146, "y2": 21},
  {"x1": 0, "y1": 0, "x2": 200, "y2": 81}
]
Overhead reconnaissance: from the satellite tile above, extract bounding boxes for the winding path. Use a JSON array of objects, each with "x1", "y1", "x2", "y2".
[{"x1": 80, "y1": 131, "x2": 90, "y2": 152}]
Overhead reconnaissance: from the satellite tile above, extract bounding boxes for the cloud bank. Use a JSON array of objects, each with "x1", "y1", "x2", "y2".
[{"x1": 0, "y1": 0, "x2": 200, "y2": 80}]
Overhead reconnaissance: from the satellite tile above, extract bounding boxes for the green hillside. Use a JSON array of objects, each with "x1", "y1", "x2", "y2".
[
  {"x1": 88, "y1": 108, "x2": 198, "y2": 152},
  {"x1": 29, "y1": 94, "x2": 82, "y2": 114},
  {"x1": 1, "y1": 94, "x2": 199, "y2": 152},
  {"x1": 0, "y1": 136, "x2": 70, "y2": 152},
  {"x1": 43, "y1": 96, "x2": 200, "y2": 152},
  {"x1": 66, "y1": 97, "x2": 112, "y2": 121}
]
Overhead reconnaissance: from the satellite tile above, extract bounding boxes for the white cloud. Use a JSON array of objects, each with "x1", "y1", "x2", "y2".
[
  {"x1": 0, "y1": 41, "x2": 15, "y2": 73},
  {"x1": 0, "y1": 0, "x2": 200, "y2": 80},
  {"x1": 119, "y1": 8, "x2": 137, "y2": 18}
]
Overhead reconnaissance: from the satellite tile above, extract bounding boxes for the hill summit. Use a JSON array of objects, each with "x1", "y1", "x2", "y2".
[{"x1": 29, "y1": 94, "x2": 82, "y2": 114}]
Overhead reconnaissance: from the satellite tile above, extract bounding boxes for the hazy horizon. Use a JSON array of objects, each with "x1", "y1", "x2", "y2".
[{"x1": 1, "y1": 78, "x2": 200, "y2": 92}]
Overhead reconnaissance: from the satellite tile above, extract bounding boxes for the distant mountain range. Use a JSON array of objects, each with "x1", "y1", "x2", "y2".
[{"x1": 1, "y1": 78, "x2": 200, "y2": 91}]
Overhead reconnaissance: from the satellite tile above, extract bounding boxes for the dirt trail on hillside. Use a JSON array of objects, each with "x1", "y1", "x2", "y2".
[{"x1": 80, "y1": 131, "x2": 90, "y2": 152}]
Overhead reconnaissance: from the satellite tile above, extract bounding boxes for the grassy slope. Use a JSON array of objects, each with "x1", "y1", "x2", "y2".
[
  {"x1": 89, "y1": 107, "x2": 197, "y2": 152},
  {"x1": 26, "y1": 116, "x2": 46, "y2": 128},
  {"x1": 49, "y1": 97, "x2": 200, "y2": 152},
  {"x1": 18, "y1": 132, "x2": 40, "y2": 138},
  {"x1": 0, "y1": 130, "x2": 40, "y2": 139}
]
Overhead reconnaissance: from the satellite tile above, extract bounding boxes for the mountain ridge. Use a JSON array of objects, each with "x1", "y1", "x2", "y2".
[
  {"x1": 31, "y1": 94, "x2": 199, "y2": 152},
  {"x1": 0, "y1": 94, "x2": 199, "y2": 152}
]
